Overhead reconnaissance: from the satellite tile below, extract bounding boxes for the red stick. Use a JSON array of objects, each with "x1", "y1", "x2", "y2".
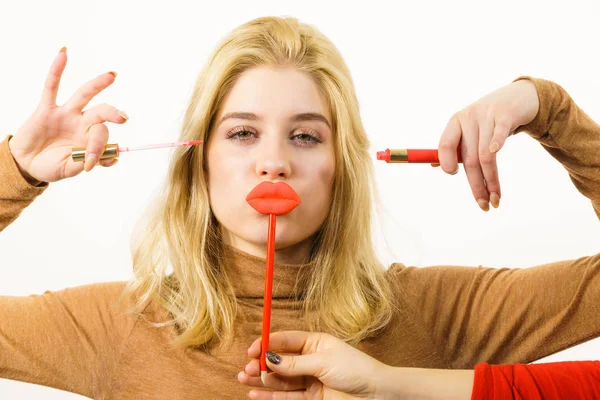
[{"x1": 260, "y1": 213, "x2": 276, "y2": 384}]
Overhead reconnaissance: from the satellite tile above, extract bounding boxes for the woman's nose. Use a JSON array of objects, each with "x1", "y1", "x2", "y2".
[{"x1": 255, "y1": 139, "x2": 292, "y2": 179}]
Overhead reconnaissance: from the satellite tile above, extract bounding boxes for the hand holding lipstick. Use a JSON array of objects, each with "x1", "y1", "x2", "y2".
[
  {"x1": 7, "y1": 48, "x2": 128, "y2": 185},
  {"x1": 435, "y1": 79, "x2": 539, "y2": 211},
  {"x1": 378, "y1": 79, "x2": 539, "y2": 212}
]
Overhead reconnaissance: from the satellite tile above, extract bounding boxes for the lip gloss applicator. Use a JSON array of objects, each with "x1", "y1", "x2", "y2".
[
  {"x1": 245, "y1": 181, "x2": 302, "y2": 386},
  {"x1": 71, "y1": 140, "x2": 204, "y2": 162},
  {"x1": 376, "y1": 148, "x2": 463, "y2": 164}
]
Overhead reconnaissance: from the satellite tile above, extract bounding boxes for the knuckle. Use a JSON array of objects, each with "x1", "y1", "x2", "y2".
[
  {"x1": 438, "y1": 140, "x2": 455, "y2": 152},
  {"x1": 471, "y1": 184, "x2": 487, "y2": 195},
  {"x1": 463, "y1": 157, "x2": 479, "y2": 169},
  {"x1": 287, "y1": 356, "x2": 297, "y2": 371},
  {"x1": 495, "y1": 115, "x2": 512, "y2": 131},
  {"x1": 462, "y1": 106, "x2": 478, "y2": 120},
  {"x1": 478, "y1": 153, "x2": 494, "y2": 165},
  {"x1": 486, "y1": 178, "x2": 499, "y2": 188}
]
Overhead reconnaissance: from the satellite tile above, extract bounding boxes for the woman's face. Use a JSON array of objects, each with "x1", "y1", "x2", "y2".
[{"x1": 207, "y1": 66, "x2": 335, "y2": 261}]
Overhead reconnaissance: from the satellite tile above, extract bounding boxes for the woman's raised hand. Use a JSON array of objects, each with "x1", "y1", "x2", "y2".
[
  {"x1": 8, "y1": 47, "x2": 128, "y2": 185},
  {"x1": 437, "y1": 79, "x2": 539, "y2": 211}
]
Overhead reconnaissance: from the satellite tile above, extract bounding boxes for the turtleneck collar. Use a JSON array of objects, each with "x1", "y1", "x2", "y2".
[{"x1": 220, "y1": 244, "x2": 315, "y2": 299}]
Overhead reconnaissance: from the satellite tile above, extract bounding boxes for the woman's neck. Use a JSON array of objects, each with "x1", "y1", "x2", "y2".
[{"x1": 222, "y1": 234, "x2": 313, "y2": 264}]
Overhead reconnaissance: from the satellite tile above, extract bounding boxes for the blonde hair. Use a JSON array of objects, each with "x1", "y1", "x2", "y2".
[{"x1": 126, "y1": 16, "x2": 393, "y2": 348}]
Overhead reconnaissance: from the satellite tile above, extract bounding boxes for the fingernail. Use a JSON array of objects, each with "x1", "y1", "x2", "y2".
[
  {"x1": 490, "y1": 192, "x2": 500, "y2": 208},
  {"x1": 107, "y1": 158, "x2": 119, "y2": 167},
  {"x1": 236, "y1": 372, "x2": 241, "y2": 380},
  {"x1": 489, "y1": 141, "x2": 500, "y2": 153},
  {"x1": 108, "y1": 71, "x2": 117, "y2": 78},
  {"x1": 266, "y1": 351, "x2": 281, "y2": 365},
  {"x1": 117, "y1": 110, "x2": 129, "y2": 120},
  {"x1": 59, "y1": 46, "x2": 67, "y2": 54},
  {"x1": 477, "y1": 199, "x2": 490, "y2": 212},
  {"x1": 450, "y1": 167, "x2": 459, "y2": 175},
  {"x1": 85, "y1": 154, "x2": 98, "y2": 172}
]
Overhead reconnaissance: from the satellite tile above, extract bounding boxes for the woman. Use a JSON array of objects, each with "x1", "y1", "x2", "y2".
[{"x1": 1, "y1": 16, "x2": 598, "y2": 399}]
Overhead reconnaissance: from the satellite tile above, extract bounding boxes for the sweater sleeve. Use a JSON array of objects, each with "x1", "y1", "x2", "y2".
[
  {"x1": 0, "y1": 282, "x2": 140, "y2": 398},
  {"x1": 0, "y1": 134, "x2": 48, "y2": 232},
  {"x1": 389, "y1": 77, "x2": 600, "y2": 368},
  {"x1": 472, "y1": 361, "x2": 600, "y2": 400},
  {"x1": 512, "y1": 76, "x2": 600, "y2": 218},
  {"x1": 391, "y1": 253, "x2": 600, "y2": 368}
]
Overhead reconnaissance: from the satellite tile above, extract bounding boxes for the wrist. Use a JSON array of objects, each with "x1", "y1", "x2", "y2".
[
  {"x1": 7, "y1": 136, "x2": 42, "y2": 186},
  {"x1": 374, "y1": 365, "x2": 406, "y2": 400},
  {"x1": 375, "y1": 366, "x2": 474, "y2": 400}
]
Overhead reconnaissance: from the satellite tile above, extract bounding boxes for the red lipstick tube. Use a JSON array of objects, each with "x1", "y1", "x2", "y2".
[{"x1": 376, "y1": 149, "x2": 463, "y2": 163}]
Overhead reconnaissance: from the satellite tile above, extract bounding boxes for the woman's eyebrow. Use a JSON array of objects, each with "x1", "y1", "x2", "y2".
[{"x1": 217, "y1": 112, "x2": 331, "y2": 129}]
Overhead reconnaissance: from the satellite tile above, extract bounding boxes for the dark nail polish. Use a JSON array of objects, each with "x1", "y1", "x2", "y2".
[{"x1": 266, "y1": 351, "x2": 281, "y2": 365}]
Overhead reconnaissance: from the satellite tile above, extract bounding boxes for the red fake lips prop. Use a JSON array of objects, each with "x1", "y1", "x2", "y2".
[{"x1": 246, "y1": 182, "x2": 301, "y2": 215}]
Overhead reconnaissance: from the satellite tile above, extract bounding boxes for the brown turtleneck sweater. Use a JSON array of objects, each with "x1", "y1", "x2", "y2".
[{"x1": 1, "y1": 77, "x2": 599, "y2": 399}]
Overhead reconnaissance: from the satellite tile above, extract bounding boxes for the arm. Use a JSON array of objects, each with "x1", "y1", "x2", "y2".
[
  {"x1": 513, "y1": 77, "x2": 600, "y2": 218},
  {"x1": 393, "y1": 252, "x2": 600, "y2": 368},
  {"x1": 0, "y1": 282, "x2": 138, "y2": 398},
  {"x1": 399, "y1": 77, "x2": 600, "y2": 367},
  {"x1": 472, "y1": 361, "x2": 600, "y2": 400},
  {"x1": 1, "y1": 47, "x2": 126, "y2": 232},
  {"x1": 379, "y1": 361, "x2": 600, "y2": 400},
  {"x1": 0, "y1": 135, "x2": 48, "y2": 232},
  {"x1": 241, "y1": 331, "x2": 600, "y2": 400}
]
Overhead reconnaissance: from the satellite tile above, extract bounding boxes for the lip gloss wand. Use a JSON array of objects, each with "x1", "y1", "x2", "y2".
[
  {"x1": 70, "y1": 140, "x2": 204, "y2": 162},
  {"x1": 246, "y1": 181, "x2": 302, "y2": 386}
]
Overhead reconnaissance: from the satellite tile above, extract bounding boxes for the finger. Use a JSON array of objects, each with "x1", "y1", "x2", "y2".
[
  {"x1": 249, "y1": 337, "x2": 262, "y2": 358},
  {"x1": 40, "y1": 47, "x2": 68, "y2": 107},
  {"x1": 489, "y1": 115, "x2": 512, "y2": 154},
  {"x1": 478, "y1": 118, "x2": 501, "y2": 209},
  {"x1": 83, "y1": 104, "x2": 129, "y2": 129},
  {"x1": 64, "y1": 72, "x2": 117, "y2": 112},
  {"x1": 245, "y1": 358, "x2": 261, "y2": 377},
  {"x1": 430, "y1": 163, "x2": 440, "y2": 168},
  {"x1": 249, "y1": 331, "x2": 314, "y2": 359},
  {"x1": 265, "y1": 352, "x2": 325, "y2": 378},
  {"x1": 247, "y1": 389, "x2": 306, "y2": 400},
  {"x1": 84, "y1": 123, "x2": 109, "y2": 172},
  {"x1": 238, "y1": 371, "x2": 306, "y2": 391},
  {"x1": 459, "y1": 118, "x2": 489, "y2": 211},
  {"x1": 99, "y1": 158, "x2": 118, "y2": 167},
  {"x1": 438, "y1": 115, "x2": 462, "y2": 175},
  {"x1": 63, "y1": 153, "x2": 86, "y2": 179}
]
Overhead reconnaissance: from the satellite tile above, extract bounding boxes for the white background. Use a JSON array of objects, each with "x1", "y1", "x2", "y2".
[{"x1": 1, "y1": 0, "x2": 599, "y2": 398}]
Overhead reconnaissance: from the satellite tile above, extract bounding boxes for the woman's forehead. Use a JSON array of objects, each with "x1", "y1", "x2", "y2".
[{"x1": 216, "y1": 66, "x2": 331, "y2": 123}]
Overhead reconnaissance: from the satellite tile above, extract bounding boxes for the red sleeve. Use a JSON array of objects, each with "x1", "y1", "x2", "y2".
[{"x1": 472, "y1": 361, "x2": 600, "y2": 400}]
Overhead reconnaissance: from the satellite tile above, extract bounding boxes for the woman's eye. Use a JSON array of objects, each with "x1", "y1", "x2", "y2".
[
  {"x1": 296, "y1": 133, "x2": 313, "y2": 141},
  {"x1": 227, "y1": 129, "x2": 256, "y2": 141},
  {"x1": 292, "y1": 132, "x2": 322, "y2": 146},
  {"x1": 237, "y1": 131, "x2": 253, "y2": 139}
]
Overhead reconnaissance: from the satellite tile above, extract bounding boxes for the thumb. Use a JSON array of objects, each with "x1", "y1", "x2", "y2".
[
  {"x1": 266, "y1": 351, "x2": 324, "y2": 378},
  {"x1": 489, "y1": 118, "x2": 512, "y2": 153}
]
